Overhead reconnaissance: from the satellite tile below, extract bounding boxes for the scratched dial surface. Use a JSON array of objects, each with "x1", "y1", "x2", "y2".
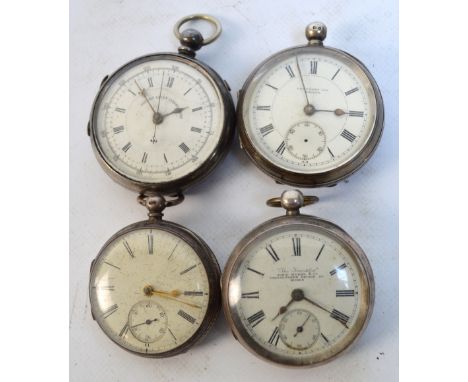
[
  {"x1": 227, "y1": 225, "x2": 371, "y2": 364},
  {"x1": 242, "y1": 51, "x2": 377, "y2": 173},
  {"x1": 89, "y1": 227, "x2": 210, "y2": 355},
  {"x1": 93, "y1": 57, "x2": 224, "y2": 183}
]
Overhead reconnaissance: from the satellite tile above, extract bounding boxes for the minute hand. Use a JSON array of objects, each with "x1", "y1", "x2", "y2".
[{"x1": 303, "y1": 296, "x2": 349, "y2": 328}]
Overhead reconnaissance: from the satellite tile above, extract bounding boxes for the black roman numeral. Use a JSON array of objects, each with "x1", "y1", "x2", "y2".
[
  {"x1": 113, "y1": 126, "x2": 124, "y2": 134},
  {"x1": 101, "y1": 304, "x2": 118, "y2": 319},
  {"x1": 349, "y1": 111, "x2": 364, "y2": 117},
  {"x1": 276, "y1": 141, "x2": 286, "y2": 155},
  {"x1": 266, "y1": 244, "x2": 280, "y2": 262},
  {"x1": 330, "y1": 263, "x2": 347, "y2": 275},
  {"x1": 285, "y1": 65, "x2": 295, "y2": 78},
  {"x1": 191, "y1": 127, "x2": 202, "y2": 133},
  {"x1": 184, "y1": 291, "x2": 204, "y2": 296},
  {"x1": 247, "y1": 310, "x2": 265, "y2": 327},
  {"x1": 336, "y1": 290, "x2": 355, "y2": 297},
  {"x1": 122, "y1": 142, "x2": 132, "y2": 153},
  {"x1": 330, "y1": 309, "x2": 350, "y2": 325},
  {"x1": 327, "y1": 147, "x2": 335, "y2": 158},
  {"x1": 119, "y1": 323, "x2": 129, "y2": 337},
  {"x1": 256, "y1": 105, "x2": 271, "y2": 111},
  {"x1": 147, "y1": 234, "x2": 154, "y2": 254},
  {"x1": 192, "y1": 106, "x2": 202, "y2": 112},
  {"x1": 260, "y1": 124, "x2": 274, "y2": 137},
  {"x1": 292, "y1": 237, "x2": 301, "y2": 256},
  {"x1": 241, "y1": 291, "x2": 260, "y2": 299},
  {"x1": 331, "y1": 68, "x2": 341, "y2": 80},
  {"x1": 310, "y1": 60, "x2": 318, "y2": 74},
  {"x1": 180, "y1": 264, "x2": 197, "y2": 275},
  {"x1": 178, "y1": 309, "x2": 196, "y2": 324},
  {"x1": 115, "y1": 107, "x2": 126, "y2": 113},
  {"x1": 268, "y1": 326, "x2": 280, "y2": 346},
  {"x1": 123, "y1": 240, "x2": 134, "y2": 258},
  {"x1": 147, "y1": 77, "x2": 153, "y2": 87},
  {"x1": 166, "y1": 77, "x2": 174, "y2": 88},
  {"x1": 179, "y1": 142, "x2": 190, "y2": 153},
  {"x1": 345, "y1": 87, "x2": 359, "y2": 96},
  {"x1": 141, "y1": 152, "x2": 148, "y2": 163},
  {"x1": 265, "y1": 83, "x2": 278, "y2": 90},
  {"x1": 183, "y1": 88, "x2": 192, "y2": 96},
  {"x1": 321, "y1": 333, "x2": 329, "y2": 343},
  {"x1": 315, "y1": 244, "x2": 325, "y2": 261},
  {"x1": 247, "y1": 267, "x2": 264, "y2": 276},
  {"x1": 341, "y1": 129, "x2": 357, "y2": 142}
]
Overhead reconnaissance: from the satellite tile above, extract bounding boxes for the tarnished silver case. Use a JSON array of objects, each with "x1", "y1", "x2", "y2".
[
  {"x1": 221, "y1": 213, "x2": 375, "y2": 367},
  {"x1": 88, "y1": 53, "x2": 235, "y2": 194},
  {"x1": 237, "y1": 44, "x2": 384, "y2": 187},
  {"x1": 89, "y1": 218, "x2": 222, "y2": 358}
]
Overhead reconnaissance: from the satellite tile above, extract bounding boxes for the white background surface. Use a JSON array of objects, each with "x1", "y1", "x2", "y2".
[{"x1": 70, "y1": 0, "x2": 398, "y2": 380}]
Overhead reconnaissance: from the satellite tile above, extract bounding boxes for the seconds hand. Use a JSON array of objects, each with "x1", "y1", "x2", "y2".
[{"x1": 296, "y1": 55, "x2": 311, "y2": 107}]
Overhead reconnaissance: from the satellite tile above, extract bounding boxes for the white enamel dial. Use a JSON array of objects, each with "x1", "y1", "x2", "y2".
[
  {"x1": 90, "y1": 227, "x2": 210, "y2": 355},
  {"x1": 228, "y1": 226, "x2": 369, "y2": 363},
  {"x1": 94, "y1": 57, "x2": 224, "y2": 184},
  {"x1": 243, "y1": 51, "x2": 377, "y2": 173}
]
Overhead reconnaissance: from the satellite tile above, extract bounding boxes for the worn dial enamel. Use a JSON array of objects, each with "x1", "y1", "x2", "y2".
[
  {"x1": 243, "y1": 52, "x2": 377, "y2": 173},
  {"x1": 89, "y1": 227, "x2": 210, "y2": 355},
  {"x1": 227, "y1": 225, "x2": 371, "y2": 364},
  {"x1": 94, "y1": 58, "x2": 224, "y2": 184}
]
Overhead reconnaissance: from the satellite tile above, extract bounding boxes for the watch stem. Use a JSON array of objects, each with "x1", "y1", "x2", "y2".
[{"x1": 305, "y1": 22, "x2": 327, "y2": 44}]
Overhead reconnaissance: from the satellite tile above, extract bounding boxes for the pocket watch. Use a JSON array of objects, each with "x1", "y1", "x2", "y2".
[
  {"x1": 89, "y1": 192, "x2": 221, "y2": 357},
  {"x1": 88, "y1": 14, "x2": 235, "y2": 194},
  {"x1": 222, "y1": 190, "x2": 374, "y2": 367},
  {"x1": 237, "y1": 22, "x2": 384, "y2": 187}
]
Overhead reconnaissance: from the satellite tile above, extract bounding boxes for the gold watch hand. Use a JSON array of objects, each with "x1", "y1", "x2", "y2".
[
  {"x1": 152, "y1": 292, "x2": 202, "y2": 309},
  {"x1": 143, "y1": 286, "x2": 201, "y2": 309}
]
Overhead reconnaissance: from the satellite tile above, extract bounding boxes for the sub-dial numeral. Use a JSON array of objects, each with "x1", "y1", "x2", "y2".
[
  {"x1": 340, "y1": 129, "x2": 357, "y2": 143},
  {"x1": 266, "y1": 244, "x2": 280, "y2": 262},
  {"x1": 241, "y1": 291, "x2": 260, "y2": 299},
  {"x1": 321, "y1": 332, "x2": 329, "y2": 343},
  {"x1": 101, "y1": 304, "x2": 118, "y2": 319},
  {"x1": 166, "y1": 77, "x2": 174, "y2": 88},
  {"x1": 276, "y1": 141, "x2": 286, "y2": 155},
  {"x1": 122, "y1": 240, "x2": 134, "y2": 258},
  {"x1": 147, "y1": 234, "x2": 154, "y2": 255},
  {"x1": 292, "y1": 237, "x2": 301, "y2": 256},
  {"x1": 268, "y1": 326, "x2": 280, "y2": 346},
  {"x1": 256, "y1": 105, "x2": 271, "y2": 111},
  {"x1": 178, "y1": 309, "x2": 196, "y2": 324},
  {"x1": 113, "y1": 126, "x2": 124, "y2": 134},
  {"x1": 315, "y1": 243, "x2": 325, "y2": 261},
  {"x1": 330, "y1": 309, "x2": 350, "y2": 326},
  {"x1": 310, "y1": 60, "x2": 318, "y2": 74},
  {"x1": 348, "y1": 110, "x2": 364, "y2": 117},
  {"x1": 246, "y1": 310, "x2": 265, "y2": 328},
  {"x1": 260, "y1": 124, "x2": 274, "y2": 137},
  {"x1": 330, "y1": 263, "x2": 347, "y2": 275},
  {"x1": 184, "y1": 291, "x2": 204, "y2": 296},
  {"x1": 336, "y1": 290, "x2": 355, "y2": 297},
  {"x1": 285, "y1": 64, "x2": 295, "y2": 78},
  {"x1": 345, "y1": 87, "x2": 359, "y2": 96}
]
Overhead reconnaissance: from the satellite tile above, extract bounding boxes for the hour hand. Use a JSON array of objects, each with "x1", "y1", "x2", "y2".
[{"x1": 161, "y1": 107, "x2": 188, "y2": 118}]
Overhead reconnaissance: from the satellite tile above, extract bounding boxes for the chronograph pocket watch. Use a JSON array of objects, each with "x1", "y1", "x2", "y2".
[
  {"x1": 237, "y1": 22, "x2": 384, "y2": 187},
  {"x1": 87, "y1": 14, "x2": 235, "y2": 194},
  {"x1": 222, "y1": 190, "x2": 374, "y2": 367},
  {"x1": 89, "y1": 192, "x2": 221, "y2": 357}
]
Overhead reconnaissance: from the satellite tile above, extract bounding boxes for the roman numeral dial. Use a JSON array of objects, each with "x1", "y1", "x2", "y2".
[
  {"x1": 235, "y1": 228, "x2": 365, "y2": 359},
  {"x1": 94, "y1": 57, "x2": 225, "y2": 184},
  {"x1": 89, "y1": 227, "x2": 211, "y2": 356},
  {"x1": 243, "y1": 51, "x2": 375, "y2": 175}
]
